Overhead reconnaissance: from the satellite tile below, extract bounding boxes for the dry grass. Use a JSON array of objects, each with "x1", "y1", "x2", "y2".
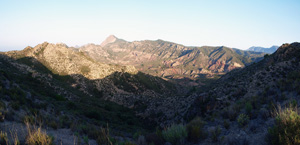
[{"x1": 25, "y1": 122, "x2": 53, "y2": 145}]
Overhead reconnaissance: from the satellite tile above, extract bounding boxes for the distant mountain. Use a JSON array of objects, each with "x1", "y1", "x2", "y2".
[
  {"x1": 78, "y1": 35, "x2": 266, "y2": 86},
  {"x1": 247, "y1": 45, "x2": 279, "y2": 54}
]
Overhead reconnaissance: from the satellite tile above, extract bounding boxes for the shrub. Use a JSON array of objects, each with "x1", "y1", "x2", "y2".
[
  {"x1": 137, "y1": 135, "x2": 147, "y2": 145},
  {"x1": 222, "y1": 106, "x2": 238, "y2": 121},
  {"x1": 48, "y1": 120, "x2": 58, "y2": 130},
  {"x1": 162, "y1": 124, "x2": 187, "y2": 145},
  {"x1": 259, "y1": 108, "x2": 269, "y2": 120},
  {"x1": 268, "y1": 105, "x2": 300, "y2": 145},
  {"x1": 210, "y1": 126, "x2": 221, "y2": 142},
  {"x1": 80, "y1": 66, "x2": 91, "y2": 75},
  {"x1": 145, "y1": 133, "x2": 164, "y2": 145},
  {"x1": 223, "y1": 119, "x2": 230, "y2": 129},
  {"x1": 0, "y1": 131, "x2": 8, "y2": 145},
  {"x1": 96, "y1": 125, "x2": 113, "y2": 145},
  {"x1": 26, "y1": 123, "x2": 53, "y2": 145},
  {"x1": 0, "y1": 100, "x2": 5, "y2": 110},
  {"x1": 237, "y1": 114, "x2": 249, "y2": 127},
  {"x1": 225, "y1": 136, "x2": 249, "y2": 145},
  {"x1": 245, "y1": 102, "x2": 253, "y2": 115},
  {"x1": 83, "y1": 136, "x2": 89, "y2": 144},
  {"x1": 186, "y1": 117, "x2": 206, "y2": 142}
]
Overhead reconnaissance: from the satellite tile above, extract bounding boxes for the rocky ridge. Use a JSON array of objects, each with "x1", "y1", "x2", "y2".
[{"x1": 78, "y1": 36, "x2": 265, "y2": 85}]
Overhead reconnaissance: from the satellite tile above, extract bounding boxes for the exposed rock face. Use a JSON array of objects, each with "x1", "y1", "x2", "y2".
[{"x1": 80, "y1": 36, "x2": 265, "y2": 85}]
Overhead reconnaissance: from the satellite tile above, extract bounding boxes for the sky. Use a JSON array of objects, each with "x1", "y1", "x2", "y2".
[{"x1": 0, "y1": 0, "x2": 299, "y2": 51}]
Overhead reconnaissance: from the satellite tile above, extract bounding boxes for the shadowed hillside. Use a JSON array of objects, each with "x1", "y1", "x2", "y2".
[{"x1": 187, "y1": 42, "x2": 300, "y2": 144}]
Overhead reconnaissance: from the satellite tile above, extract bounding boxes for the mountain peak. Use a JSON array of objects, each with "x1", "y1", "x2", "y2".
[{"x1": 100, "y1": 35, "x2": 118, "y2": 47}]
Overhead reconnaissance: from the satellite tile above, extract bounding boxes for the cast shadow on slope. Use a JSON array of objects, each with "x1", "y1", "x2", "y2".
[{"x1": 0, "y1": 54, "x2": 160, "y2": 134}]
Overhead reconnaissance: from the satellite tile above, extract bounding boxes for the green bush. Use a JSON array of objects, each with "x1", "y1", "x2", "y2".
[
  {"x1": 80, "y1": 66, "x2": 91, "y2": 75},
  {"x1": 210, "y1": 126, "x2": 221, "y2": 142},
  {"x1": 237, "y1": 114, "x2": 249, "y2": 127},
  {"x1": 186, "y1": 117, "x2": 206, "y2": 142},
  {"x1": 162, "y1": 124, "x2": 187, "y2": 145},
  {"x1": 0, "y1": 100, "x2": 5, "y2": 110},
  {"x1": 83, "y1": 136, "x2": 89, "y2": 144},
  {"x1": 0, "y1": 131, "x2": 8, "y2": 145},
  {"x1": 223, "y1": 120, "x2": 230, "y2": 129},
  {"x1": 268, "y1": 105, "x2": 300, "y2": 145},
  {"x1": 245, "y1": 102, "x2": 253, "y2": 115}
]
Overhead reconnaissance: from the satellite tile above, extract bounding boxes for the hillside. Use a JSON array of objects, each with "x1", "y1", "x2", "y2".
[
  {"x1": 0, "y1": 53, "x2": 153, "y2": 144},
  {"x1": 187, "y1": 42, "x2": 300, "y2": 144},
  {"x1": 0, "y1": 41, "x2": 299, "y2": 145},
  {"x1": 78, "y1": 36, "x2": 265, "y2": 86},
  {"x1": 2, "y1": 42, "x2": 194, "y2": 126}
]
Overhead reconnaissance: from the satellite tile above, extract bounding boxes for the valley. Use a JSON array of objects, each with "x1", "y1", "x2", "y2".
[{"x1": 0, "y1": 37, "x2": 299, "y2": 145}]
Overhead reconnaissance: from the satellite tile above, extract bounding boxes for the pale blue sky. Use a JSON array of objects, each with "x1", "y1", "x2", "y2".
[{"x1": 0, "y1": 0, "x2": 299, "y2": 51}]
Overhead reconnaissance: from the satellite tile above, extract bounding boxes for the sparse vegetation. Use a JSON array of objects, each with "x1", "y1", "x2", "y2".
[
  {"x1": 245, "y1": 102, "x2": 253, "y2": 115},
  {"x1": 25, "y1": 123, "x2": 53, "y2": 145},
  {"x1": 80, "y1": 66, "x2": 91, "y2": 75},
  {"x1": 186, "y1": 117, "x2": 206, "y2": 142},
  {"x1": 210, "y1": 126, "x2": 221, "y2": 142},
  {"x1": 96, "y1": 125, "x2": 113, "y2": 145},
  {"x1": 268, "y1": 105, "x2": 300, "y2": 145},
  {"x1": 162, "y1": 124, "x2": 187, "y2": 145},
  {"x1": 237, "y1": 114, "x2": 249, "y2": 127}
]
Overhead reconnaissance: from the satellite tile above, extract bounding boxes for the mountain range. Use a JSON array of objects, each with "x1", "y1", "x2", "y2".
[
  {"x1": 0, "y1": 36, "x2": 299, "y2": 145},
  {"x1": 78, "y1": 35, "x2": 265, "y2": 86},
  {"x1": 247, "y1": 45, "x2": 279, "y2": 54}
]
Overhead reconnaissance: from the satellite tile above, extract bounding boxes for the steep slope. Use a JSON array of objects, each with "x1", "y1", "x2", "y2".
[
  {"x1": 0, "y1": 53, "x2": 154, "y2": 144},
  {"x1": 187, "y1": 42, "x2": 300, "y2": 144},
  {"x1": 2, "y1": 42, "x2": 192, "y2": 126},
  {"x1": 247, "y1": 45, "x2": 279, "y2": 54},
  {"x1": 79, "y1": 36, "x2": 265, "y2": 86}
]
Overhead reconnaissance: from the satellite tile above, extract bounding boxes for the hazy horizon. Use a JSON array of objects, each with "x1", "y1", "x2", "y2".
[{"x1": 1, "y1": 0, "x2": 299, "y2": 51}]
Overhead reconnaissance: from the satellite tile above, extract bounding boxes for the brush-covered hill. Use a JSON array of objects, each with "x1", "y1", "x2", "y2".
[
  {"x1": 77, "y1": 35, "x2": 265, "y2": 86},
  {"x1": 2, "y1": 42, "x2": 194, "y2": 126},
  {"x1": 187, "y1": 42, "x2": 300, "y2": 144}
]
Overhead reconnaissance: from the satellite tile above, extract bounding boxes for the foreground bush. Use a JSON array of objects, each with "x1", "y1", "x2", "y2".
[
  {"x1": 0, "y1": 131, "x2": 8, "y2": 145},
  {"x1": 26, "y1": 123, "x2": 53, "y2": 145},
  {"x1": 186, "y1": 117, "x2": 206, "y2": 142},
  {"x1": 162, "y1": 124, "x2": 187, "y2": 145},
  {"x1": 268, "y1": 105, "x2": 300, "y2": 145},
  {"x1": 96, "y1": 125, "x2": 113, "y2": 145}
]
